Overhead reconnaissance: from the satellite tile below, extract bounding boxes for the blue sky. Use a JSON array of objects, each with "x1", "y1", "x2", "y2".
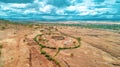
[{"x1": 0, "y1": 0, "x2": 120, "y2": 21}]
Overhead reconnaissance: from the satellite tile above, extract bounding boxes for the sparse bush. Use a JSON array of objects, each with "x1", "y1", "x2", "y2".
[
  {"x1": 24, "y1": 34, "x2": 28, "y2": 37},
  {"x1": 28, "y1": 24, "x2": 33, "y2": 28},
  {"x1": 40, "y1": 29, "x2": 44, "y2": 32},
  {"x1": 1, "y1": 26, "x2": 6, "y2": 30},
  {"x1": 45, "y1": 54, "x2": 50, "y2": 57},
  {"x1": 55, "y1": 28, "x2": 58, "y2": 31},
  {"x1": 34, "y1": 27, "x2": 39, "y2": 29},
  {"x1": 0, "y1": 45, "x2": 2, "y2": 49},
  {"x1": 0, "y1": 44, "x2": 2, "y2": 56},
  {"x1": 70, "y1": 53, "x2": 74, "y2": 57},
  {"x1": 41, "y1": 50, "x2": 46, "y2": 54},
  {"x1": 33, "y1": 27, "x2": 81, "y2": 67},
  {"x1": 39, "y1": 44, "x2": 46, "y2": 48},
  {"x1": 77, "y1": 37, "x2": 81, "y2": 41},
  {"x1": 46, "y1": 56, "x2": 52, "y2": 61},
  {"x1": 47, "y1": 46, "x2": 56, "y2": 49}
]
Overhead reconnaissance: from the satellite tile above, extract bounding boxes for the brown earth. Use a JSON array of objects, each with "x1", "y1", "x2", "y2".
[{"x1": 0, "y1": 23, "x2": 120, "y2": 67}]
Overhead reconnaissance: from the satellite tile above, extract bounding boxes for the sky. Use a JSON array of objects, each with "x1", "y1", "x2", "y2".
[{"x1": 0, "y1": 0, "x2": 120, "y2": 21}]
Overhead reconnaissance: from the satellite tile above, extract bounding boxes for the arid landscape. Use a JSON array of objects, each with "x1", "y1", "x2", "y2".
[{"x1": 0, "y1": 20, "x2": 120, "y2": 67}]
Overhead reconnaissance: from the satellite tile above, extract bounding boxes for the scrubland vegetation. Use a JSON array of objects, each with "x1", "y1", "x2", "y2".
[
  {"x1": 0, "y1": 44, "x2": 2, "y2": 67},
  {"x1": 0, "y1": 20, "x2": 120, "y2": 67},
  {"x1": 50, "y1": 23, "x2": 120, "y2": 30},
  {"x1": 34, "y1": 26, "x2": 81, "y2": 67}
]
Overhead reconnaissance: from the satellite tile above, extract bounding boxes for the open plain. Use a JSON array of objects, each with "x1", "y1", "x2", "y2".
[{"x1": 0, "y1": 20, "x2": 120, "y2": 67}]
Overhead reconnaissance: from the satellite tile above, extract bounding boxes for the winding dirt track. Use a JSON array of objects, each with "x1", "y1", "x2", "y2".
[{"x1": 0, "y1": 24, "x2": 120, "y2": 67}]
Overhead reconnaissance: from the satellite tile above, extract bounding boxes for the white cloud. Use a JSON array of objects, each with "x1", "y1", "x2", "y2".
[
  {"x1": 23, "y1": 9, "x2": 38, "y2": 14},
  {"x1": 34, "y1": 0, "x2": 39, "y2": 3},
  {"x1": 41, "y1": 15, "x2": 65, "y2": 20},
  {"x1": 0, "y1": 3, "x2": 28, "y2": 9},
  {"x1": 66, "y1": 6, "x2": 76, "y2": 11},
  {"x1": 0, "y1": 0, "x2": 119, "y2": 20},
  {"x1": 39, "y1": 5, "x2": 55, "y2": 13},
  {"x1": 9, "y1": 3, "x2": 28, "y2": 8}
]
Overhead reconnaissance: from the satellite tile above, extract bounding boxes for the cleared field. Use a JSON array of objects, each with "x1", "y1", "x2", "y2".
[{"x1": 0, "y1": 20, "x2": 120, "y2": 67}]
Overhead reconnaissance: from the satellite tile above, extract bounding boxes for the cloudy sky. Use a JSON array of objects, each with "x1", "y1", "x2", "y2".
[{"x1": 0, "y1": 0, "x2": 120, "y2": 21}]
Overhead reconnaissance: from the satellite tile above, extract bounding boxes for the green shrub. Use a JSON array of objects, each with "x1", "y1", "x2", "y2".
[
  {"x1": 28, "y1": 24, "x2": 33, "y2": 28},
  {"x1": 1, "y1": 26, "x2": 6, "y2": 30},
  {"x1": 54, "y1": 60, "x2": 60, "y2": 66},
  {"x1": 46, "y1": 56, "x2": 52, "y2": 61},
  {"x1": 45, "y1": 54, "x2": 50, "y2": 57},
  {"x1": 77, "y1": 37, "x2": 81, "y2": 41},
  {"x1": 41, "y1": 45, "x2": 46, "y2": 48},
  {"x1": 47, "y1": 46, "x2": 56, "y2": 49},
  {"x1": 0, "y1": 45, "x2": 2, "y2": 49},
  {"x1": 0, "y1": 44, "x2": 2, "y2": 56},
  {"x1": 41, "y1": 50, "x2": 46, "y2": 54}
]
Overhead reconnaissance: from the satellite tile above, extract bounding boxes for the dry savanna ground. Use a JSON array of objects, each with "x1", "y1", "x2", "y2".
[{"x1": 0, "y1": 21, "x2": 120, "y2": 67}]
